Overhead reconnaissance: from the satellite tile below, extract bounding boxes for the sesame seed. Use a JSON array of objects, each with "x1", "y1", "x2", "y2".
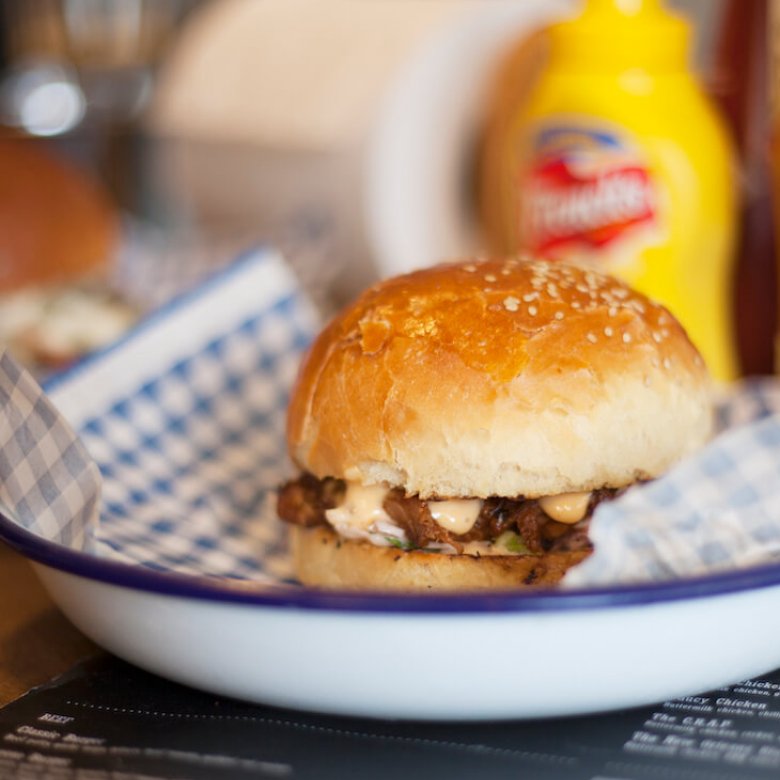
[
  {"x1": 464, "y1": 264, "x2": 476, "y2": 272},
  {"x1": 554, "y1": 311, "x2": 564, "y2": 320},
  {"x1": 547, "y1": 283, "x2": 559, "y2": 298},
  {"x1": 572, "y1": 301, "x2": 581, "y2": 309},
  {"x1": 663, "y1": 357, "x2": 672, "y2": 370},
  {"x1": 528, "y1": 305, "x2": 538, "y2": 316},
  {"x1": 622, "y1": 332, "x2": 632, "y2": 344},
  {"x1": 604, "y1": 326, "x2": 614, "y2": 337},
  {"x1": 503, "y1": 296, "x2": 520, "y2": 312},
  {"x1": 522, "y1": 292, "x2": 539, "y2": 302},
  {"x1": 485, "y1": 274, "x2": 497, "y2": 282},
  {"x1": 609, "y1": 306, "x2": 618, "y2": 317},
  {"x1": 586, "y1": 332, "x2": 597, "y2": 343},
  {"x1": 652, "y1": 332, "x2": 662, "y2": 343}
]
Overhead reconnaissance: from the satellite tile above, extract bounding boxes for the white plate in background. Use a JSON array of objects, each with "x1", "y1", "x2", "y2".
[{"x1": 365, "y1": 0, "x2": 572, "y2": 278}]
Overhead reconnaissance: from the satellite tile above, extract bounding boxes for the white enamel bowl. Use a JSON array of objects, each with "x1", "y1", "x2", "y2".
[{"x1": 5, "y1": 516, "x2": 780, "y2": 721}]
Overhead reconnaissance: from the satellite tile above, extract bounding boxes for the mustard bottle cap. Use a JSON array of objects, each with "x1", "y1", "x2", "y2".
[{"x1": 549, "y1": 0, "x2": 691, "y2": 72}]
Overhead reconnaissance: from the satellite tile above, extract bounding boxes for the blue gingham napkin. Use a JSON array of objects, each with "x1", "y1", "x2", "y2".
[
  {"x1": 564, "y1": 380, "x2": 780, "y2": 586},
  {"x1": 2, "y1": 245, "x2": 780, "y2": 588},
  {"x1": 0, "y1": 351, "x2": 100, "y2": 553},
  {"x1": 36, "y1": 247, "x2": 317, "y2": 584}
]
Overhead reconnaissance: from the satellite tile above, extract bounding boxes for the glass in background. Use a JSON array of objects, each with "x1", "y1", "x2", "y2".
[
  {"x1": 772, "y1": 0, "x2": 780, "y2": 375},
  {"x1": 710, "y1": 0, "x2": 778, "y2": 378},
  {"x1": 0, "y1": 0, "x2": 196, "y2": 209}
]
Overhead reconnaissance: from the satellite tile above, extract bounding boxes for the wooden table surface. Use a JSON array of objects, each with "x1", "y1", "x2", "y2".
[{"x1": 0, "y1": 541, "x2": 98, "y2": 708}]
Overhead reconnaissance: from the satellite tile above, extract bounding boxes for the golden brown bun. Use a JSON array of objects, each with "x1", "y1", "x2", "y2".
[
  {"x1": 291, "y1": 525, "x2": 589, "y2": 591},
  {"x1": 0, "y1": 138, "x2": 118, "y2": 292},
  {"x1": 287, "y1": 256, "x2": 713, "y2": 499}
]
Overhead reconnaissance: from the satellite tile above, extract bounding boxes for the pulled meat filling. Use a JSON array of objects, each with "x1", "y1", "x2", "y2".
[
  {"x1": 277, "y1": 473, "x2": 625, "y2": 554},
  {"x1": 276, "y1": 472, "x2": 345, "y2": 527}
]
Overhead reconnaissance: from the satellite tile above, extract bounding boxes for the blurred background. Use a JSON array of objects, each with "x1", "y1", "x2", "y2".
[{"x1": 0, "y1": 0, "x2": 775, "y2": 383}]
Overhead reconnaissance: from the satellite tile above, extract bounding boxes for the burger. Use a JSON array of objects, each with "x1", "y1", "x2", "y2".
[
  {"x1": 277, "y1": 256, "x2": 713, "y2": 591},
  {"x1": 0, "y1": 137, "x2": 135, "y2": 373}
]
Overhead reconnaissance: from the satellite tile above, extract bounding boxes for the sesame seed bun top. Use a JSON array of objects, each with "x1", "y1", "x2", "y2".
[{"x1": 287, "y1": 256, "x2": 713, "y2": 499}]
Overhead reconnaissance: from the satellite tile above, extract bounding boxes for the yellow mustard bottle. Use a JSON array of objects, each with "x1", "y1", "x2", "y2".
[{"x1": 486, "y1": 0, "x2": 738, "y2": 381}]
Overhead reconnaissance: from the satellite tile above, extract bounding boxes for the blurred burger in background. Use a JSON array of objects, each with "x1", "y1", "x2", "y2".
[{"x1": 0, "y1": 136, "x2": 136, "y2": 373}]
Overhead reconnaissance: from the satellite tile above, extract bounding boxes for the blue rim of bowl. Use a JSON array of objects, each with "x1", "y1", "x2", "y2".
[{"x1": 5, "y1": 509, "x2": 780, "y2": 614}]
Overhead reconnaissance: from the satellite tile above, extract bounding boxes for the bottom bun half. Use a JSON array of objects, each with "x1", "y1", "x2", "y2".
[{"x1": 289, "y1": 525, "x2": 590, "y2": 592}]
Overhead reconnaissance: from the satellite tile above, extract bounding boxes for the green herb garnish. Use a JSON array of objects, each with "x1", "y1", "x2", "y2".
[
  {"x1": 495, "y1": 531, "x2": 531, "y2": 555},
  {"x1": 385, "y1": 536, "x2": 413, "y2": 550}
]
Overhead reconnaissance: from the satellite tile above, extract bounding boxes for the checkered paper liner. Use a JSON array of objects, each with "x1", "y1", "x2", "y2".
[
  {"x1": 0, "y1": 352, "x2": 100, "y2": 553},
  {"x1": 25, "y1": 248, "x2": 318, "y2": 584},
  {"x1": 1, "y1": 246, "x2": 780, "y2": 588},
  {"x1": 563, "y1": 380, "x2": 780, "y2": 586}
]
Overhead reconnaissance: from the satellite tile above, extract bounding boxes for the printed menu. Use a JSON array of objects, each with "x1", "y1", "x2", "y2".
[{"x1": 3, "y1": 654, "x2": 780, "y2": 779}]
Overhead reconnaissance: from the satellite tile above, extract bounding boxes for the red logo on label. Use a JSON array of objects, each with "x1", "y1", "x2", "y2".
[{"x1": 520, "y1": 136, "x2": 657, "y2": 255}]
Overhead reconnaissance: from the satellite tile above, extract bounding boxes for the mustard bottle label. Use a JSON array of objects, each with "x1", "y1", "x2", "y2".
[{"x1": 518, "y1": 122, "x2": 664, "y2": 274}]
